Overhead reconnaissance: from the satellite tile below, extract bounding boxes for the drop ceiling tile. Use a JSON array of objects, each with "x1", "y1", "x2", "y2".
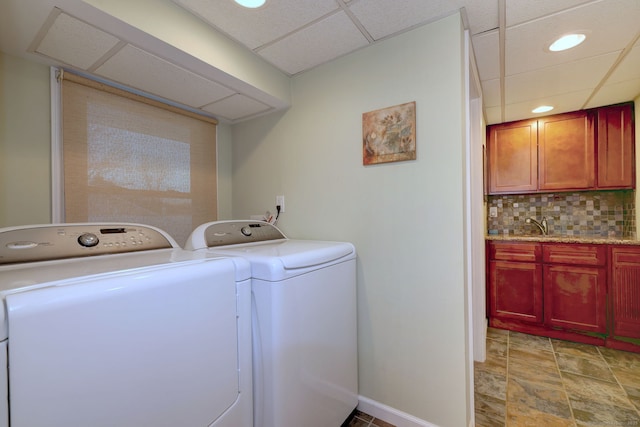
[
  {"x1": 349, "y1": 0, "x2": 465, "y2": 41},
  {"x1": 506, "y1": 0, "x2": 593, "y2": 27},
  {"x1": 172, "y1": 0, "x2": 338, "y2": 50},
  {"x1": 505, "y1": 0, "x2": 640, "y2": 76},
  {"x1": 603, "y1": 44, "x2": 640, "y2": 85},
  {"x1": 259, "y1": 11, "x2": 369, "y2": 75},
  {"x1": 505, "y1": 51, "x2": 619, "y2": 104},
  {"x1": 481, "y1": 78, "x2": 501, "y2": 108},
  {"x1": 472, "y1": 30, "x2": 499, "y2": 80},
  {"x1": 586, "y1": 79, "x2": 640, "y2": 108},
  {"x1": 35, "y1": 12, "x2": 120, "y2": 69},
  {"x1": 462, "y1": 0, "x2": 499, "y2": 35},
  {"x1": 95, "y1": 44, "x2": 235, "y2": 109},
  {"x1": 202, "y1": 94, "x2": 271, "y2": 121},
  {"x1": 503, "y1": 89, "x2": 594, "y2": 123}
]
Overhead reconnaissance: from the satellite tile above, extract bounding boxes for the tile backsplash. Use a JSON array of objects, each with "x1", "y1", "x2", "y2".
[{"x1": 487, "y1": 190, "x2": 636, "y2": 238}]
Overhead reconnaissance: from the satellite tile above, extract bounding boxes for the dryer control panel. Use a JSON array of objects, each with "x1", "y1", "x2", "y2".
[
  {"x1": 0, "y1": 224, "x2": 176, "y2": 264},
  {"x1": 196, "y1": 221, "x2": 286, "y2": 248}
]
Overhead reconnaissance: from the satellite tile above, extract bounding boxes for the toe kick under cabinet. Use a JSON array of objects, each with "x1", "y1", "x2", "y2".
[{"x1": 488, "y1": 240, "x2": 640, "y2": 352}]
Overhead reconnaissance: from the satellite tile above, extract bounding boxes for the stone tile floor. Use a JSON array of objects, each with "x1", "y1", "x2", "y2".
[{"x1": 475, "y1": 327, "x2": 640, "y2": 426}]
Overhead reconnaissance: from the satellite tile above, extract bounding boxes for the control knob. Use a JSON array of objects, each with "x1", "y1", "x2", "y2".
[
  {"x1": 78, "y1": 233, "x2": 99, "y2": 247},
  {"x1": 240, "y1": 226, "x2": 252, "y2": 237}
]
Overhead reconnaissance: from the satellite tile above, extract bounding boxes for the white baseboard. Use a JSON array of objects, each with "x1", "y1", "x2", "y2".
[{"x1": 357, "y1": 396, "x2": 440, "y2": 427}]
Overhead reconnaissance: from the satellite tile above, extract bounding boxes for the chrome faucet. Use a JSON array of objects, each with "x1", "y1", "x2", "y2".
[{"x1": 525, "y1": 217, "x2": 548, "y2": 235}]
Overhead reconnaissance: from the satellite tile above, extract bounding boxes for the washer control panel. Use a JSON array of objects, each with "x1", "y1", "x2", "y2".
[
  {"x1": 0, "y1": 224, "x2": 176, "y2": 264},
  {"x1": 203, "y1": 221, "x2": 286, "y2": 247}
]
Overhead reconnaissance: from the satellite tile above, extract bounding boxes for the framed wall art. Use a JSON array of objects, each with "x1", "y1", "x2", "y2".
[{"x1": 362, "y1": 101, "x2": 416, "y2": 165}]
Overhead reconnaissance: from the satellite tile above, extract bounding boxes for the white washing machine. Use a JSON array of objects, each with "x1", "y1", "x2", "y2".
[
  {"x1": 0, "y1": 223, "x2": 252, "y2": 427},
  {"x1": 185, "y1": 220, "x2": 358, "y2": 427}
]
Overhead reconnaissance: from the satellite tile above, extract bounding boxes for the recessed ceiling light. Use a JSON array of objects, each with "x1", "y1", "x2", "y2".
[
  {"x1": 549, "y1": 33, "x2": 586, "y2": 52},
  {"x1": 234, "y1": 0, "x2": 266, "y2": 8},
  {"x1": 532, "y1": 105, "x2": 554, "y2": 114}
]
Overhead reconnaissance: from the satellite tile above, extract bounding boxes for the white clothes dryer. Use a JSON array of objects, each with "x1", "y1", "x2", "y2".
[
  {"x1": 0, "y1": 223, "x2": 252, "y2": 427},
  {"x1": 185, "y1": 220, "x2": 358, "y2": 427}
]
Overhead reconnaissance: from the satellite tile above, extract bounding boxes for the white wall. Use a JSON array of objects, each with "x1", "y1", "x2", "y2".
[
  {"x1": 216, "y1": 122, "x2": 234, "y2": 220},
  {"x1": 466, "y1": 32, "x2": 487, "y2": 364},
  {"x1": 231, "y1": 13, "x2": 469, "y2": 427},
  {"x1": 0, "y1": 52, "x2": 51, "y2": 226}
]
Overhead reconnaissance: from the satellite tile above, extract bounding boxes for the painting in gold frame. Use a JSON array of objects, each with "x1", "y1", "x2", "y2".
[{"x1": 362, "y1": 101, "x2": 416, "y2": 165}]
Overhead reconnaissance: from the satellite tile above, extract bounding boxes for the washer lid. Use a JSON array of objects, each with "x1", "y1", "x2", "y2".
[
  {"x1": 0, "y1": 253, "x2": 238, "y2": 341},
  {"x1": 243, "y1": 240, "x2": 355, "y2": 269},
  {"x1": 209, "y1": 240, "x2": 355, "y2": 282}
]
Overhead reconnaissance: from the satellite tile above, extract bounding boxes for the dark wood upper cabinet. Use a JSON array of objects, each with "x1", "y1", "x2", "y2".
[
  {"x1": 487, "y1": 119, "x2": 537, "y2": 194},
  {"x1": 486, "y1": 102, "x2": 635, "y2": 194},
  {"x1": 597, "y1": 103, "x2": 635, "y2": 189},
  {"x1": 538, "y1": 111, "x2": 595, "y2": 191}
]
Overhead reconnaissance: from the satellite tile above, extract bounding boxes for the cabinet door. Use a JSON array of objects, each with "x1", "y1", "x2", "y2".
[
  {"x1": 543, "y1": 264, "x2": 607, "y2": 333},
  {"x1": 610, "y1": 247, "x2": 640, "y2": 339},
  {"x1": 489, "y1": 260, "x2": 543, "y2": 324},
  {"x1": 539, "y1": 111, "x2": 595, "y2": 191},
  {"x1": 597, "y1": 103, "x2": 635, "y2": 189},
  {"x1": 488, "y1": 119, "x2": 538, "y2": 194}
]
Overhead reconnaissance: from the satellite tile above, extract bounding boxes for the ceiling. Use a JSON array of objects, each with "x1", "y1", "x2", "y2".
[{"x1": 1, "y1": 0, "x2": 639, "y2": 124}]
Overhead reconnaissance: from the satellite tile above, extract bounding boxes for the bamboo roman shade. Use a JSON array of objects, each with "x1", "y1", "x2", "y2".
[{"x1": 61, "y1": 72, "x2": 217, "y2": 245}]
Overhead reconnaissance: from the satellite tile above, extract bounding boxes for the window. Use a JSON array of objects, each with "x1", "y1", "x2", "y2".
[{"x1": 58, "y1": 71, "x2": 217, "y2": 245}]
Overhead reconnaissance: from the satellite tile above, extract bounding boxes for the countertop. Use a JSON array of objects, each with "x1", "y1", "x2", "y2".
[{"x1": 485, "y1": 234, "x2": 640, "y2": 245}]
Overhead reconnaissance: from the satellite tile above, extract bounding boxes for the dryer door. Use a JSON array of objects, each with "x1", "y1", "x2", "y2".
[{"x1": 7, "y1": 259, "x2": 239, "y2": 427}]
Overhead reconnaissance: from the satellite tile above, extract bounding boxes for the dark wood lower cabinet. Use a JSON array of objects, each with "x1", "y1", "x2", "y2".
[
  {"x1": 488, "y1": 242, "x2": 543, "y2": 326},
  {"x1": 609, "y1": 246, "x2": 640, "y2": 352},
  {"x1": 488, "y1": 240, "x2": 640, "y2": 353},
  {"x1": 543, "y1": 264, "x2": 607, "y2": 334},
  {"x1": 490, "y1": 260, "x2": 542, "y2": 324}
]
